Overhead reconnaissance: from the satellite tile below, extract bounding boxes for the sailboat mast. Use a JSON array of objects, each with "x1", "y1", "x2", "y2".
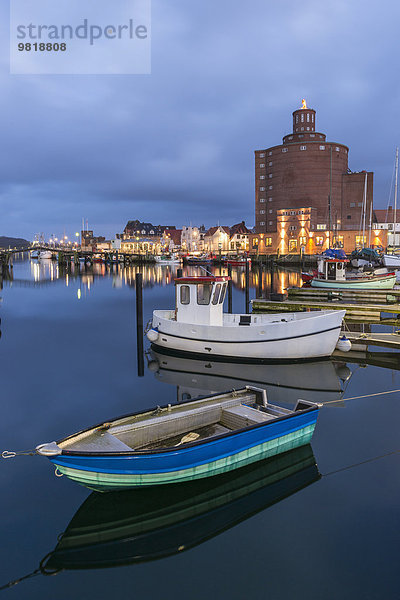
[{"x1": 394, "y1": 147, "x2": 398, "y2": 246}]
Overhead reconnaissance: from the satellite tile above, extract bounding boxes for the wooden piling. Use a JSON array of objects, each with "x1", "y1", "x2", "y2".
[
  {"x1": 245, "y1": 260, "x2": 250, "y2": 314},
  {"x1": 136, "y1": 272, "x2": 144, "y2": 377}
]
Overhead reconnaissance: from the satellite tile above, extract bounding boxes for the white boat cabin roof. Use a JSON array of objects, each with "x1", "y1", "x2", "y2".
[
  {"x1": 174, "y1": 276, "x2": 230, "y2": 325},
  {"x1": 317, "y1": 257, "x2": 349, "y2": 281}
]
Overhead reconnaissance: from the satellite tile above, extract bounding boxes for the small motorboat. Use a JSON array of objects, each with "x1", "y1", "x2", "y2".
[
  {"x1": 225, "y1": 257, "x2": 252, "y2": 267},
  {"x1": 39, "y1": 250, "x2": 53, "y2": 260},
  {"x1": 307, "y1": 254, "x2": 396, "y2": 290},
  {"x1": 146, "y1": 275, "x2": 345, "y2": 360},
  {"x1": 35, "y1": 387, "x2": 320, "y2": 491},
  {"x1": 155, "y1": 254, "x2": 182, "y2": 265}
]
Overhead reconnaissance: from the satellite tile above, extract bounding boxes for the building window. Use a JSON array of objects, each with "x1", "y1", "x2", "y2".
[
  {"x1": 269, "y1": 161, "x2": 273, "y2": 166},
  {"x1": 355, "y1": 235, "x2": 366, "y2": 247},
  {"x1": 269, "y1": 185, "x2": 273, "y2": 190},
  {"x1": 268, "y1": 197, "x2": 272, "y2": 202},
  {"x1": 307, "y1": 113, "x2": 310, "y2": 122},
  {"x1": 259, "y1": 153, "x2": 265, "y2": 157},
  {"x1": 260, "y1": 221, "x2": 265, "y2": 225},
  {"x1": 265, "y1": 237, "x2": 272, "y2": 247},
  {"x1": 260, "y1": 198, "x2": 266, "y2": 203},
  {"x1": 252, "y1": 238, "x2": 259, "y2": 248},
  {"x1": 268, "y1": 174, "x2": 273, "y2": 178},
  {"x1": 296, "y1": 115, "x2": 299, "y2": 123},
  {"x1": 289, "y1": 239, "x2": 298, "y2": 252},
  {"x1": 358, "y1": 202, "x2": 363, "y2": 207},
  {"x1": 347, "y1": 215, "x2": 351, "y2": 220},
  {"x1": 301, "y1": 114, "x2": 304, "y2": 122},
  {"x1": 260, "y1": 187, "x2": 265, "y2": 192},
  {"x1": 319, "y1": 145, "x2": 325, "y2": 150},
  {"x1": 350, "y1": 202, "x2": 355, "y2": 207},
  {"x1": 289, "y1": 225, "x2": 296, "y2": 231},
  {"x1": 259, "y1": 163, "x2": 265, "y2": 168},
  {"x1": 317, "y1": 224, "x2": 326, "y2": 230},
  {"x1": 310, "y1": 133, "x2": 315, "y2": 137},
  {"x1": 269, "y1": 209, "x2": 273, "y2": 214},
  {"x1": 335, "y1": 147, "x2": 340, "y2": 151},
  {"x1": 315, "y1": 236, "x2": 324, "y2": 246},
  {"x1": 333, "y1": 236, "x2": 344, "y2": 247},
  {"x1": 306, "y1": 127, "x2": 310, "y2": 131},
  {"x1": 299, "y1": 236, "x2": 307, "y2": 245},
  {"x1": 319, "y1": 134, "x2": 323, "y2": 138},
  {"x1": 288, "y1": 136, "x2": 293, "y2": 140},
  {"x1": 300, "y1": 145, "x2": 307, "y2": 150},
  {"x1": 312, "y1": 114, "x2": 314, "y2": 122},
  {"x1": 282, "y1": 148, "x2": 288, "y2": 152},
  {"x1": 268, "y1": 151, "x2": 272, "y2": 156},
  {"x1": 290, "y1": 211, "x2": 295, "y2": 215},
  {"x1": 269, "y1": 221, "x2": 273, "y2": 225},
  {"x1": 260, "y1": 210, "x2": 265, "y2": 214},
  {"x1": 301, "y1": 127, "x2": 304, "y2": 131},
  {"x1": 260, "y1": 175, "x2": 265, "y2": 179}
]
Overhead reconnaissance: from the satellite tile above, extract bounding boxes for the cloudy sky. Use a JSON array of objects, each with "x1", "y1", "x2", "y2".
[{"x1": 2, "y1": 0, "x2": 400, "y2": 240}]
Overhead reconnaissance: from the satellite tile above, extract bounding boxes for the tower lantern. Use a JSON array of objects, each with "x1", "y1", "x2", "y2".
[{"x1": 292, "y1": 99, "x2": 316, "y2": 133}]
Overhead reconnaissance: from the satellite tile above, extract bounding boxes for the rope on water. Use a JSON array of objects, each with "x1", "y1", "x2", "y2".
[
  {"x1": 322, "y1": 448, "x2": 400, "y2": 478},
  {"x1": 324, "y1": 388, "x2": 400, "y2": 405},
  {"x1": 1, "y1": 449, "x2": 37, "y2": 459}
]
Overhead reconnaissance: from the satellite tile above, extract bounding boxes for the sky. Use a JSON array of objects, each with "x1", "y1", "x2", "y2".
[{"x1": 2, "y1": 0, "x2": 400, "y2": 241}]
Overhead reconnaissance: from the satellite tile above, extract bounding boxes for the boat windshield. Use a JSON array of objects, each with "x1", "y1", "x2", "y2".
[
  {"x1": 197, "y1": 284, "x2": 212, "y2": 305},
  {"x1": 212, "y1": 283, "x2": 221, "y2": 305}
]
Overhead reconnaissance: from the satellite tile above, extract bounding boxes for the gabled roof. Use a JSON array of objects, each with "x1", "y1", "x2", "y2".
[
  {"x1": 230, "y1": 221, "x2": 250, "y2": 235},
  {"x1": 164, "y1": 229, "x2": 182, "y2": 245},
  {"x1": 205, "y1": 226, "x2": 231, "y2": 237},
  {"x1": 373, "y1": 209, "x2": 398, "y2": 223}
]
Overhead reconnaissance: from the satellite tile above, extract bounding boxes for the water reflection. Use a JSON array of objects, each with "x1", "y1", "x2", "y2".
[
  {"x1": 12, "y1": 256, "x2": 303, "y2": 296},
  {"x1": 148, "y1": 349, "x2": 352, "y2": 407},
  {"x1": 44, "y1": 445, "x2": 319, "y2": 571}
]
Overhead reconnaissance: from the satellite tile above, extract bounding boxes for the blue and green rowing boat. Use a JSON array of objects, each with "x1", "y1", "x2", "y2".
[{"x1": 36, "y1": 387, "x2": 320, "y2": 491}]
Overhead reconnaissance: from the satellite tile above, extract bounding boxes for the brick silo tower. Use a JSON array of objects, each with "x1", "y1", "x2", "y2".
[{"x1": 254, "y1": 100, "x2": 373, "y2": 236}]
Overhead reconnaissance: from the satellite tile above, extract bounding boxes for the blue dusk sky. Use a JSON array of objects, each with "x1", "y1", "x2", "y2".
[{"x1": 2, "y1": 0, "x2": 400, "y2": 241}]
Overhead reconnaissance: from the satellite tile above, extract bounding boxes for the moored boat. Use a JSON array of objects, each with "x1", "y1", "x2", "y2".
[
  {"x1": 39, "y1": 250, "x2": 53, "y2": 260},
  {"x1": 146, "y1": 275, "x2": 345, "y2": 360},
  {"x1": 307, "y1": 254, "x2": 396, "y2": 290},
  {"x1": 155, "y1": 254, "x2": 181, "y2": 265},
  {"x1": 35, "y1": 387, "x2": 320, "y2": 491}
]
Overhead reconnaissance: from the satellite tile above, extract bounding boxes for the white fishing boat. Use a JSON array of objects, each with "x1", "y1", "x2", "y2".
[
  {"x1": 146, "y1": 275, "x2": 346, "y2": 360},
  {"x1": 39, "y1": 250, "x2": 53, "y2": 260}
]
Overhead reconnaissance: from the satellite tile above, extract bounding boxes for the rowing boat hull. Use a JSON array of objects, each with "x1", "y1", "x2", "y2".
[
  {"x1": 310, "y1": 274, "x2": 396, "y2": 290},
  {"x1": 48, "y1": 409, "x2": 318, "y2": 491}
]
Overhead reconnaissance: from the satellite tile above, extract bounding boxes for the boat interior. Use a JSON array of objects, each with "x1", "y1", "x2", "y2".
[{"x1": 59, "y1": 389, "x2": 304, "y2": 454}]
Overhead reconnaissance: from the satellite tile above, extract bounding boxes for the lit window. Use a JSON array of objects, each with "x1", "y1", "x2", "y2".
[
  {"x1": 300, "y1": 145, "x2": 307, "y2": 150},
  {"x1": 260, "y1": 198, "x2": 266, "y2": 203},
  {"x1": 290, "y1": 211, "x2": 295, "y2": 215},
  {"x1": 282, "y1": 148, "x2": 288, "y2": 152},
  {"x1": 269, "y1": 185, "x2": 273, "y2": 190},
  {"x1": 265, "y1": 237, "x2": 272, "y2": 247},
  {"x1": 319, "y1": 145, "x2": 325, "y2": 150},
  {"x1": 317, "y1": 224, "x2": 326, "y2": 230},
  {"x1": 260, "y1": 210, "x2": 265, "y2": 214},
  {"x1": 335, "y1": 147, "x2": 340, "y2": 151},
  {"x1": 315, "y1": 236, "x2": 324, "y2": 246},
  {"x1": 259, "y1": 163, "x2": 265, "y2": 168},
  {"x1": 260, "y1": 175, "x2": 265, "y2": 179},
  {"x1": 306, "y1": 127, "x2": 310, "y2": 131},
  {"x1": 307, "y1": 113, "x2": 310, "y2": 122},
  {"x1": 289, "y1": 225, "x2": 297, "y2": 231},
  {"x1": 301, "y1": 114, "x2": 304, "y2": 122}
]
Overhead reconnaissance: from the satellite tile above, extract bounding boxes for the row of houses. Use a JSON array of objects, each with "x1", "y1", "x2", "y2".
[{"x1": 81, "y1": 221, "x2": 252, "y2": 254}]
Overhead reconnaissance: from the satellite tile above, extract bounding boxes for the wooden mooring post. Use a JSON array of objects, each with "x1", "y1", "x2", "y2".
[
  {"x1": 227, "y1": 264, "x2": 233, "y2": 313},
  {"x1": 245, "y1": 260, "x2": 250, "y2": 314},
  {"x1": 135, "y1": 272, "x2": 144, "y2": 377}
]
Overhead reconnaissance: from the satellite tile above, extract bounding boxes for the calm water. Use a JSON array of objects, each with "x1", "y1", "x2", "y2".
[{"x1": 0, "y1": 256, "x2": 399, "y2": 599}]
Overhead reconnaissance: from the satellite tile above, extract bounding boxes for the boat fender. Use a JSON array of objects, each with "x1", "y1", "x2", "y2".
[
  {"x1": 146, "y1": 329, "x2": 159, "y2": 343},
  {"x1": 335, "y1": 335, "x2": 351, "y2": 352},
  {"x1": 147, "y1": 360, "x2": 160, "y2": 372}
]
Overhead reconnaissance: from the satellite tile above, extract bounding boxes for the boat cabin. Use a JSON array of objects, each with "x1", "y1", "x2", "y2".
[
  {"x1": 317, "y1": 257, "x2": 349, "y2": 281},
  {"x1": 174, "y1": 276, "x2": 230, "y2": 326}
]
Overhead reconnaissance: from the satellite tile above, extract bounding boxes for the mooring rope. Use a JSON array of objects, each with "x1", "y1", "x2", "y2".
[
  {"x1": 322, "y1": 448, "x2": 400, "y2": 478},
  {"x1": 324, "y1": 387, "x2": 400, "y2": 405}
]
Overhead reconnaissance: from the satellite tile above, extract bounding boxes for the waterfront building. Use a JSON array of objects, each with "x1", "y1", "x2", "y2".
[
  {"x1": 229, "y1": 221, "x2": 250, "y2": 252},
  {"x1": 120, "y1": 236, "x2": 163, "y2": 255},
  {"x1": 122, "y1": 220, "x2": 176, "y2": 240},
  {"x1": 162, "y1": 229, "x2": 182, "y2": 252},
  {"x1": 254, "y1": 100, "x2": 373, "y2": 236},
  {"x1": 181, "y1": 226, "x2": 205, "y2": 253},
  {"x1": 203, "y1": 226, "x2": 231, "y2": 253}
]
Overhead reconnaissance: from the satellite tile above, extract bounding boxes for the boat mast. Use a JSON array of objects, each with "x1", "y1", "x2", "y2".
[{"x1": 394, "y1": 147, "x2": 398, "y2": 246}]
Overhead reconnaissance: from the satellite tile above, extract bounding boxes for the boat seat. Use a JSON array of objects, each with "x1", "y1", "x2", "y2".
[
  {"x1": 221, "y1": 404, "x2": 274, "y2": 429},
  {"x1": 62, "y1": 431, "x2": 132, "y2": 453}
]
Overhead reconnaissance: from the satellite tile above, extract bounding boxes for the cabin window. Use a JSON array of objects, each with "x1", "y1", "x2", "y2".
[
  {"x1": 219, "y1": 283, "x2": 227, "y2": 304},
  {"x1": 212, "y1": 283, "x2": 221, "y2": 305},
  {"x1": 197, "y1": 284, "x2": 212, "y2": 305},
  {"x1": 180, "y1": 285, "x2": 190, "y2": 305}
]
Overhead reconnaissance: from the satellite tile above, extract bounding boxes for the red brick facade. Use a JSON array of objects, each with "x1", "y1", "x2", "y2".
[{"x1": 255, "y1": 102, "x2": 373, "y2": 235}]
